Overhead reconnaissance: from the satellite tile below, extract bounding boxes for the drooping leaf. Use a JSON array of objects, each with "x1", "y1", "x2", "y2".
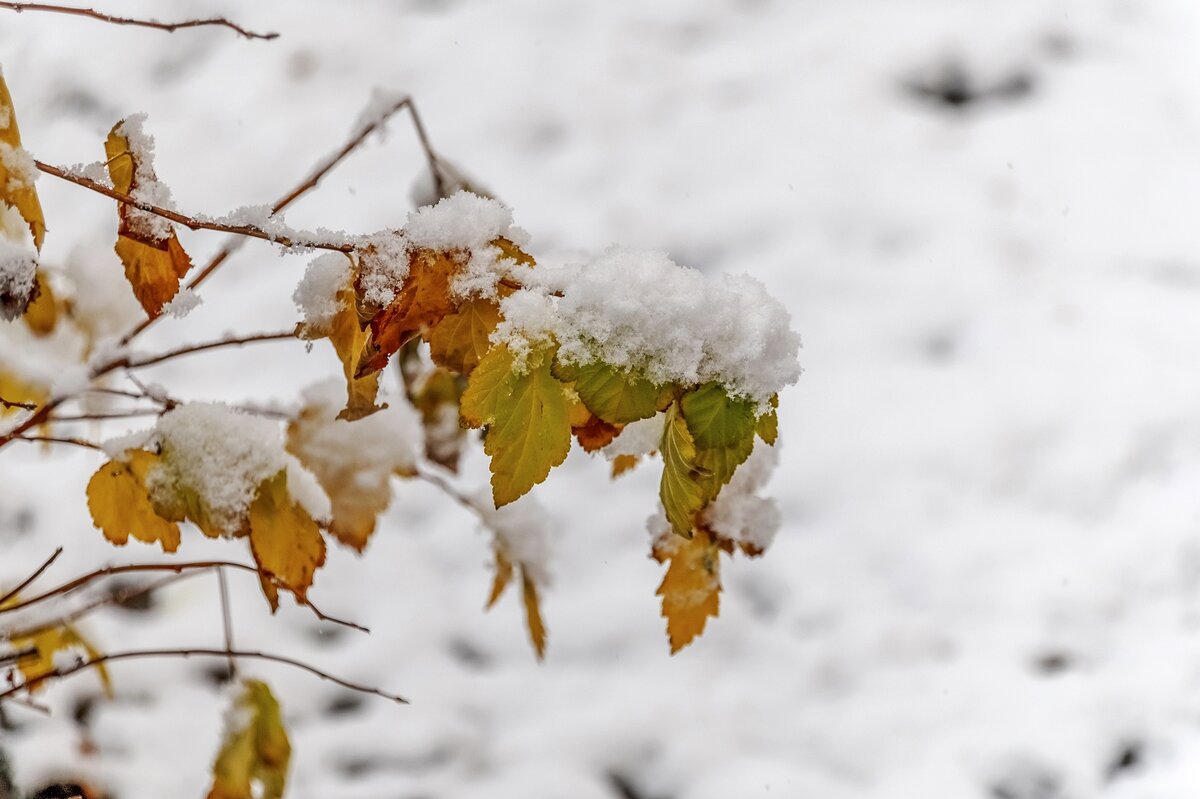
[
  {"x1": 694, "y1": 431, "x2": 755, "y2": 505},
  {"x1": 487, "y1": 547, "x2": 514, "y2": 609},
  {"x1": 5, "y1": 615, "x2": 111, "y2": 696},
  {"x1": 573, "y1": 413, "x2": 621, "y2": 452},
  {"x1": 756, "y1": 394, "x2": 779, "y2": 445},
  {"x1": 247, "y1": 471, "x2": 327, "y2": 611},
  {"x1": 0, "y1": 74, "x2": 45, "y2": 250},
  {"x1": 653, "y1": 527, "x2": 722, "y2": 653},
  {"x1": 326, "y1": 279, "x2": 383, "y2": 421},
  {"x1": 22, "y1": 269, "x2": 58, "y2": 336},
  {"x1": 461, "y1": 344, "x2": 571, "y2": 506},
  {"x1": 427, "y1": 295, "x2": 503, "y2": 375},
  {"x1": 105, "y1": 123, "x2": 193, "y2": 318},
  {"x1": 207, "y1": 679, "x2": 291, "y2": 799},
  {"x1": 356, "y1": 247, "x2": 459, "y2": 378},
  {"x1": 521, "y1": 569, "x2": 547, "y2": 661},
  {"x1": 570, "y1": 361, "x2": 664, "y2": 425},
  {"x1": 409, "y1": 366, "x2": 467, "y2": 472},
  {"x1": 659, "y1": 401, "x2": 707, "y2": 538},
  {"x1": 86, "y1": 450, "x2": 181, "y2": 552},
  {"x1": 679, "y1": 382, "x2": 756, "y2": 450}
]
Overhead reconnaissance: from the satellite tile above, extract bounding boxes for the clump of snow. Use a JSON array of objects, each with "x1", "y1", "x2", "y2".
[
  {"x1": 355, "y1": 192, "x2": 529, "y2": 309},
  {"x1": 603, "y1": 412, "x2": 666, "y2": 459},
  {"x1": 101, "y1": 429, "x2": 152, "y2": 460},
  {"x1": 474, "y1": 490, "x2": 553, "y2": 587},
  {"x1": 285, "y1": 454, "x2": 332, "y2": 524},
  {"x1": 0, "y1": 239, "x2": 37, "y2": 320},
  {"x1": 288, "y1": 378, "x2": 423, "y2": 498},
  {"x1": 114, "y1": 114, "x2": 176, "y2": 242},
  {"x1": 161, "y1": 287, "x2": 202, "y2": 319},
  {"x1": 144, "y1": 403, "x2": 288, "y2": 536},
  {"x1": 293, "y1": 254, "x2": 352, "y2": 334},
  {"x1": 0, "y1": 142, "x2": 38, "y2": 193},
  {"x1": 493, "y1": 247, "x2": 801, "y2": 408},
  {"x1": 700, "y1": 443, "x2": 781, "y2": 553},
  {"x1": 49, "y1": 364, "x2": 90, "y2": 400},
  {"x1": 50, "y1": 646, "x2": 87, "y2": 672}
]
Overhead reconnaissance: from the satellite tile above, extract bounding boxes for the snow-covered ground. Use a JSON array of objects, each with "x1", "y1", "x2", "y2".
[{"x1": 6, "y1": 0, "x2": 1200, "y2": 795}]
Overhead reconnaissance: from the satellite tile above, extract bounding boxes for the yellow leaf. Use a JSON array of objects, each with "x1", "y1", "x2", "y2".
[
  {"x1": 207, "y1": 679, "x2": 291, "y2": 799},
  {"x1": 659, "y1": 401, "x2": 707, "y2": 538},
  {"x1": 0, "y1": 74, "x2": 45, "y2": 250},
  {"x1": 248, "y1": 471, "x2": 327, "y2": 611},
  {"x1": 461, "y1": 344, "x2": 571, "y2": 506},
  {"x1": 522, "y1": 569, "x2": 547, "y2": 661},
  {"x1": 611, "y1": 453, "x2": 640, "y2": 478},
  {"x1": 326, "y1": 279, "x2": 383, "y2": 421},
  {"x1": 487, "y1": 547, "x2": 514, "y2": 609},
  {"x1": 6, "y1": 616, "x2": 112, "y2": 697},
  {"x1": 0, "y1": 368, "x2": 45, "y2": 417},
  {"x1": 427, "y1": 295, "x2": 503, "y2": 375},
  {"x1": 22, "y1": 269, "x2": 58, "y2": 336},
  {"x1": 86, "y1": 451, "x2": 181, "y2": 553},
  {"x1": 105, "y1": 123, "x2": 193, "y2": 318},
  {"x1": 653, "y1": 528, "x2": 721, "y2": 653}
]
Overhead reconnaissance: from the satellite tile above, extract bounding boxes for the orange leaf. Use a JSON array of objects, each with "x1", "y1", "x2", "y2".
[
  {"x1": 573, "y1": 414, "x2": 622, "y2": 453},
  {"x1": 105, "y1": 122, "x2": 193, "y2": 318},
  {"x1": 521, "y1": 569, "x2": 547, "y2": 661},
  {"x1": 487, "y1": 547, "x2": 514, "y2": 609},
  {"x1": 611, "y1": 453, "x2": 641, "y2": 478},
  {"x1": 327, "y1": 281, "x2": 383, "y2": 420},
  {"x1": 653, "y1": 528, "x2": 722, "y2": 653},
  {"x1": 427, "y1": 295, "x2": 503, "y2": 375}
]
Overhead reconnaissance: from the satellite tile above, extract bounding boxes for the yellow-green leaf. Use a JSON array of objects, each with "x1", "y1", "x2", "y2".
[
  {"x1": 461, "y1": 344, "x2": 571, "y2": 506},
  {"x1": 86, "y1": 451, "x2": 181, "y2": 552},
  {"x1": 695, "y1": 433, "x2": 755, "y2": 505},
  {"x1": 756, "y1": 395, "x2": 779, "y2": 446},
  {"x1": 248, "y1": 471, "x2": 327, "y2": 611},
  {"x1": 680, "y1": 382, "x2": 756, "y2": 450},
  {"x1": 427, "y1": 296, "x2": 503, "y2": 375},
  {"x1": 0, "y1": 74, "x2": 45, "y2": 250},
  {"x1": 660, "y1": 401, "x2": 707, "y2": 538},
  {"x1": 207, "y1": 679, "x2": 291, "y2": 799},
  {"x1": 570, "y1": 361, "x2": 663, "y2": 425}
]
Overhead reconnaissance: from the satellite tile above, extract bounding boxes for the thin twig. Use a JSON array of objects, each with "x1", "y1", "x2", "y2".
[
  {"x1": 48, "y1": 409, "x2": 163, "y2": 422},
  {"x1": 13, "y1": 434, "x2": 102, "y2": 451},
  {"x1": 0, "y1": 2, "x2": 278, "y2": 40},
  {"x1": 34, "y1": 161, "x2": 354, "y2": 254},
  {"x1": 6, "y1": 573, "x2": 185, "y2": 641},
  {"x1": 0, "y1": 648, "x2": 406, "y2": 704},
  {"x1": 0, "y1": 560, "x2": 368, "y2": 633},
  {"x1": 120, "y1": 330, "x2": 298, "y2": 370},
  {"x1": 0, "y1": 547, "x2": 62, "y2": 606},
  {"x1": 0, "y1": 396, "x2": 37, "y2": 411}
]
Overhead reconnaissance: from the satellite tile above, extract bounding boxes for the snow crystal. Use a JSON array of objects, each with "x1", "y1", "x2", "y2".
[
  {"x1": 114, "y1": 114, "x2": 175, "y2": 241},
  {"x1": 0, "y1": 239, "x2": 36, "y2": 320},
  {"x1": 293, "y1": 253, "x2": 351, "y2": 334},
  {"x1": 700, "y1": 443, "x2": 781, "y2": 553},
  {"x1": 474, "y1": 490, "x2": 553, "y2": 587},
  {"x1": 161, "y1": 288, "x2": 202, "y2": 319},
  {"x1": 290, "y1": 378, "x2": 423, "y2": 497},
  {"x1": 144, "y1": 403, "x2": 288, "y2": 536},
  {"x1": 0, "y1": 142, "x2": 37, "y2": 193},
  {"x1": 493, "y1": 247, "x2": 801, "y2": 407},
  {"x1": 355, "y1": 231, "x2": 409, "y2": 310},
  {"x1": 603, "y1": 412, "x2": 666, "y2": 459},
  {"x1": 403, "y1": 190, "x2": 517, "y2": 252}
]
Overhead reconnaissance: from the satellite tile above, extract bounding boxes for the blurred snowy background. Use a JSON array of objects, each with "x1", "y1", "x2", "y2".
[{"x1": 5, "y1": 0, "x2": 1200, "y2": 796}]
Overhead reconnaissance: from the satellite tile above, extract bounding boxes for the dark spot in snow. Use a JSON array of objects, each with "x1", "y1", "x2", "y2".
[
  {"x1": 106, "y1": 580, "x2": 156, "y2": 613},
  {"x1": 904, "y1": 60, "x2": 1034, "y2": 112},
  {"x1": 989, "y1": 762, "x2": 1064, "y2": 799},
  {"x1": 607, "y1": 771, "x2": 667, "y2": 799},
  {"x1": 1105, "y1": 740, "x2": 1143, "y2": 781},
  {"x1": 448, "y1": 638, "x2": 492, "y2": 670},
  {"x1": 324, "y1": 694, "x2": 365, "y2": 717},
  {"x1": 923, "y1": 330, "x2": 958, "y2": 362},
  {"x1": 71, "y1": 695, "x2": 96, "y2": 728},
  {"x1": 200, "y1": 662, "x2": 235, "y2": 687},
  {"x1": 1033, "y1": 651, "x2": 1072, "y2": 676},
  {"x1": 28, "y1": 783, "x2": 103, "y2": 799},
  {"x1": 338, "y1": 756, "x2": 383, "y2": 778}
]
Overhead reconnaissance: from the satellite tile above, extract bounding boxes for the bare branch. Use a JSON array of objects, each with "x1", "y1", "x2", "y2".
[
  {"x1": 217, "y1": 567, "x2": 237, "y2": 680},
  {"x1": 33, "y1": 161, "x2": 354, "y2": 254},
  {"x1": 118, "y1": 330, "x2": 298, "y2": 371},
  {"x1": 0, "y1": 647, "x2": 406, "y2": 704},
  {"x1": 0, "y1": 547, "x2": 62, "y2": 606},
  {"x1": 0, "y1": 2, "x2": 278, "y2": 40},
  {"x1": 13, "y1": 434, "x2": 102, "y2": 451},
  {"x1": 0, "y1": 396, "x2": 37, "y2": 411},
  {"x1": 0, "y1": 560, "x2": 368, "y2": 633}
]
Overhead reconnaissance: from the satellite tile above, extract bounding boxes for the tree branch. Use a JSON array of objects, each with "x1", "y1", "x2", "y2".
[
  {"x1": 118, "y1": 330, "x2": 298, "y2": 371},
  {"x1": 0, "y1": 396, "x2": 37, "y2": 411},
  {"x1": 0, "y1": 647, "x2": 406, "y2": 704},
  {"x1": 0, "y1": 2, "x2": 278, "y2": 40},
  {"x1": 13, "y1": 434, "x2": 102, "y2": 451},
  {"x1": 0, "y1": 547, "x2": 62, "y2": 606}
]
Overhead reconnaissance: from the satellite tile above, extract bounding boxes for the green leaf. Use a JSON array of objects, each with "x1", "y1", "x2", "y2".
[
  {"x1": 207, "y1": 679, "x2": 291, "y2": 799},
  {"x1": 680, "y1": 382, "x2": 756, "y2": 450},
  {"x1": 695, "y1": 432, "x2": 755, "y2": 504},
  {"x1": 660, "y1": 401, "x2": 707, "y2": 538},
  {"x1": 571, "y1": 361, "x2": 663, "y2": 425},
  {"x1": 462, "y1": 344, "x2": 572, "y2": 506}
]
